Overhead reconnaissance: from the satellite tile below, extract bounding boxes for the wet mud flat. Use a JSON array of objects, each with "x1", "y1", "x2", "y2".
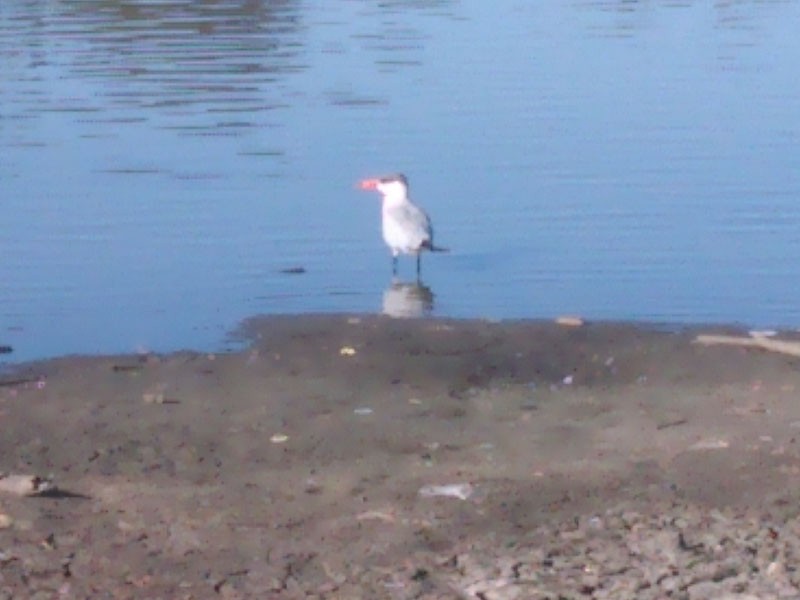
[{"x1": 2, "y1": 315, "x2": 800, "y2": 598}]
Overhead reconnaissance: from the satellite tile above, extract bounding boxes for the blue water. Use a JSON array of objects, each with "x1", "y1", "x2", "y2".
[{"x1": 2, "y1": 0, "x2": 800, "y2": 362}]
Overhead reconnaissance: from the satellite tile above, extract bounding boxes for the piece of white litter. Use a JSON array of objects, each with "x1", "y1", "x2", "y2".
[
  {"x1": 339, "y1": 346, "x2": 357, "y2": 356},
  {"x1": 270, "y1": 434, "x2": 289, "y2": 444},
  {"x1": 749, "y1": 330, "x2": 777, "y2": 338},
  {"x1": 556, "y1": 316, "x2": 584, "y2": 327},
  {"x1": 562, "y1": 375, "x2": 574, "y2": 385},
  {"x1": 356, "y1": 510, "x2": 396, "y2": 523},
  {"x1": 689, "y1": 438, "x2": 729, "y2": 450},
  {"x1": 142, "y1": 392, "x2": 165, "y2": 404},
  {"x1": 587, "y1": 516, "x2": 604, "y2": 529},
  {"x1": 418, "y1": 483, "x2": 474, "y2": 501},
  {"x1": 353, "y1": 407, "x2": 373, "y2": 416},
  {"x1": 0, "y1": 474, "x2": 52, "y2": 496}
]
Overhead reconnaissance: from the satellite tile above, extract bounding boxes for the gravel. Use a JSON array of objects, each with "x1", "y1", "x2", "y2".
[{"x1": 431, "y1": 501, "x2": 800, "y2": 599}]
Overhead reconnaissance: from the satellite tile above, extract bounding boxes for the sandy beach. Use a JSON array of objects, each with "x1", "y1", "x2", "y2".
[{"x1": 2, "y1": 315, "x2": 800, "y2": 598}]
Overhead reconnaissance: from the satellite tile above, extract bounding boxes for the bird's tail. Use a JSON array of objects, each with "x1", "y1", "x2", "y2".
[{"x1": 422, "y1": 241, "x2": 450, "y2": 253}]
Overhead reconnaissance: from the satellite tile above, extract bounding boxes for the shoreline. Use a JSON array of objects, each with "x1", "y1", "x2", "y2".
[
  {"x1": 0, "y1": 311, "x2": 781, "y2": 370},
  {"x1": 3, "y1": 314, "x2": 800, "y2": 597}
]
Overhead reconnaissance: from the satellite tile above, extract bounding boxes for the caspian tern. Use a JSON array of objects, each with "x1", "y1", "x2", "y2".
[{"x1": 358, "y1": 173, "x2": 447, "y2": 276}]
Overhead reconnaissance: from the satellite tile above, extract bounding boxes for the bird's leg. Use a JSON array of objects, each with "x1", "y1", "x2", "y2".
[
  {"x1": 392, "y1": 255, "x2": 398, "y2": 275},
  {"x1": 416, "y1": 254, "x2": 421, "y2": 279}
]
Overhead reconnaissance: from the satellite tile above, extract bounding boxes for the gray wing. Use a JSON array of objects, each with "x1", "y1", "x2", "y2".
[
  {"x1": 397, "y1": 202, "x2": 432, "y2": 242},
  {"x1": 384, "y1": 202, "x2": 433, "y2": 250}
]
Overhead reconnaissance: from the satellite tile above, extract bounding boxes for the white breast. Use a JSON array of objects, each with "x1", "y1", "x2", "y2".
[{"x1": 381, "y1": 197, "x2": 432, "y2": 256}]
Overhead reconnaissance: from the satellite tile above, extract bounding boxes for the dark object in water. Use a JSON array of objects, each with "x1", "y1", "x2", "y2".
[
  {"x1": 280, "y1": 266, "x2": 306, "y2": 275},
  {"x1": 0, "y1": 345, "x2": 12, "y2": 354}
]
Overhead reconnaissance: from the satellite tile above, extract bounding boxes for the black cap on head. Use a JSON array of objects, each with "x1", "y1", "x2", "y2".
[{"x1": 380, "y1": 173, "x2": 408, "y2": 187}]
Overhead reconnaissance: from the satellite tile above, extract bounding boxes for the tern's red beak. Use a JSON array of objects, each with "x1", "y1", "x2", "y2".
[{"x1": 358, "y1": 178, "x2": 379, "y2": 190}]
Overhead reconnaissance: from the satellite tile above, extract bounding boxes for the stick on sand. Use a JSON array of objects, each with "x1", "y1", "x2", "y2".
[{"x1": 693, "y1": 334, "x2": 800, "y2": 358}]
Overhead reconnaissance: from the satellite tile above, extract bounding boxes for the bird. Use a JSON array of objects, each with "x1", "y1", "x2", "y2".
[{"x1": 358, "y1": 173, "x2": 447, "y2": 276}]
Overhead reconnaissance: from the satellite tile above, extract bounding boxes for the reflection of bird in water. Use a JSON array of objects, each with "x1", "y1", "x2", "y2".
[
  {"x1": 358, "y1": 173, "x2": 447, "y2": 277},
  {"x1": 382, "y1": 279, "x2": 434, "y2": 318}
]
